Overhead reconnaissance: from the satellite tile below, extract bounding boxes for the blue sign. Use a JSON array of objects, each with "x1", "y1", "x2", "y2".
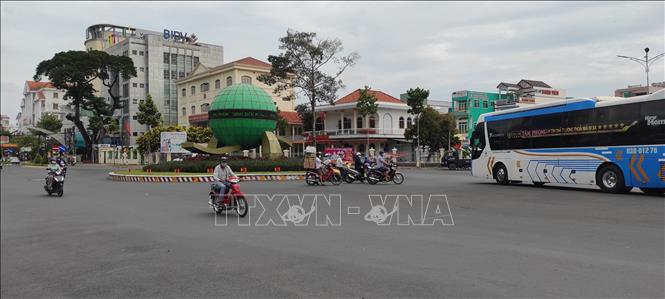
[{"x1": 163, "y1": 29, "x2": 198, "y2": 43}]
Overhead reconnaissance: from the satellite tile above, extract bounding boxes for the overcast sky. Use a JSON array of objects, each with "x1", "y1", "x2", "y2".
[{"x1": 2, "y1": 1, "x2": 664, "y2": 124}]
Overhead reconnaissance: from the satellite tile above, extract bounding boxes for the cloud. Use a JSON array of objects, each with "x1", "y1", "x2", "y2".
[{"x1": 1, "y1": 1, "x2": 664, "y2": 124}]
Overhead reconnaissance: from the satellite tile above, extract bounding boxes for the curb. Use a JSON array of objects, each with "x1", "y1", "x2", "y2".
[{"x1": 108, "y1": 172, "x2": 305, "y2": 183}]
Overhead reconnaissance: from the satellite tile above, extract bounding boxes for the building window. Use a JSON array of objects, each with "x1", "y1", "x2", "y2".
[
  {"x1": 132, "y1": 98, "x2": 138, "y2": 104},
  {"x1": 407, "y1": 117, "x2": 413, "y2": 129},
  {"x1": 139, "y1": 67, "x2": 144, "y2": 72},
  {"x1": 179, "y1": 71, "x2": 185, "y2": 78},
  {"x1": 191, "y1": 86, "x2": 196, "y2": 94},
  {"x1": 132, "y1": 50, "x2": 137, "y2": 55},
  {"x1": 356, "y1": 117, "x2": 363, "y2": 129},
  {"x1": 191, "y1": 105, "x2": 196, "y2": 114},
  {"x1": 181, "y1": 88, "x2": 186, "y2": 96},
  {"x1": 163, "y1": 70, "x2": 169, "y2": 79},
  {"x1": 132, "y1": 83, "x2": 138, "y2": 88},
  {"x1": 53, "y1": 103, "x2": 58, "y2": 110},
  {"x1": 171, "y1": 53, "x2": 177, "y2": 65},
  {"x1": 343, "y1": 117, "x2": 351, "y2": 129},
  {"x1": 133, "y1": 132, "x2": 138, "y2": 136},
  {"x1": 483, "y1": 100, "x2": 488, "y2": 108},
  {"x1": 163, "y1": 53, "x2": 170, "y2": 63},
  {"x1": 200, "y1": 82, "x2": 210, "y2": 92},
  {"x1": 215, "y1": 79, "x2": 221, "y2": 89},
  {"x1": 458, "y1": 121, "x2": 468, "y2": 134},
  {"x1": 182, "y1": 107, "x2": 186, "y2": 116},
  {"x1": 193, "y1": 56, "x2": 199, "y2": 65},
  {"x1": 139, "y1": 83, "x2": 145, "y2": 88},
  {"x1": 241, "y1": 76, "x2": 252, "y2": 84},
  {"x1": 226, "y1": 76, "x2": 233, "y2": 86},
  {"x1": 369, "y1": 116, "x2": 376, "y2": 128},
  {"x1": 315, "y1": 117, "x2": 324, "y2": 131},
  {"x1": 169, "y1": 71, "x2": 175, "y2": 79},
  {"x1": 399, "y1": 117, "x2": 405, "y2": 129},
  {"x1": 139, "y1": 51, "x2": 144, "y2": 56},
  {"x1": 132, "y1": 115, "x2": 137, "y2": 120},
  {"x1": 123, "y1": 83, "x2": 129, "y2": 97},
  {"x1": 53, "y1": 92, "x2": 58, "y2": 99},
  {"x1": 201, "y1": 103, "x2": 210, "y2": 112},
  {"x1": 458, "y1": 101, "x2": 467, "y2": 112},
  {"x1": 473, "y1": 99, "x2": 480, "y2": 108},
  {"x1": 123, "y1": 50, "x2": 129, "y2": 56}
]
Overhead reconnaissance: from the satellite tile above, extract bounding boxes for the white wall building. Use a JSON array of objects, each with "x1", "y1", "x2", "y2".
[
  {"x1": 496, "y1": 79, "x2": 566, "y2": 110},
  {"x1": 313, "y1": 89, "x2": 415, "y2": 157},
  {"x1": 18, "y1": 81, "x2": 74, "y2": 134}
]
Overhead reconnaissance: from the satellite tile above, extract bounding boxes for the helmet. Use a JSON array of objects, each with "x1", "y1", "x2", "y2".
[
  {"x1": 220, "y1": 156, "x2": 228, "y2": 163},
  {"x1": 356, "y1": 152, "x2": 361, "y2": 156},
  {"x1": 379, "y1": 151, "x2": 384, "y2": 155}
]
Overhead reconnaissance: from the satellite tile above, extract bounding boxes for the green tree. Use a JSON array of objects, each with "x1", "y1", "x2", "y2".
[
  {"x1": 356, "y1": 86, "x2": 379, "y2": 152},
  {"x1": 186, "y1": 126, "x2": 212, "y2": 143},
  {"x1": 36, "y1": 113, "x2": 63, "y2": 133},
  {"x1": 136, "y1": 94, "x2": 162, "y2": 128},
  {"x1": 294, "y1": 103, "x2": 313, "y2": 131},
  {"x1": 34, "y1": 50, "x2": 136, "y2": 158},
  {"x1": 404, "y1": 107, "x2": 458, "y2": 153},
  {"x1": 258, "y1": 29, "x2": 359, "y2": 147},
  {"x1": 405, "y1": 87, "x2": 429, "y2": 115}
]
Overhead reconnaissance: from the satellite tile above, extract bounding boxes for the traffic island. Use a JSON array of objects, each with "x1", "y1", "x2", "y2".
[{"x1": 108, "y1": 170, "x2": 305, "y2": 183}]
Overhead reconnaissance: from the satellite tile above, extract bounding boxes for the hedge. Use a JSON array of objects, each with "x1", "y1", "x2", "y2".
[{"x1": 143, "y1": 157, "x2": 305, "y2": 173}]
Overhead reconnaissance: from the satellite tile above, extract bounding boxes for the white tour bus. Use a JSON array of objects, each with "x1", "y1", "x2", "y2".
[{"x1": 470, "y1": 89, "x2": 665, "y2": 195}]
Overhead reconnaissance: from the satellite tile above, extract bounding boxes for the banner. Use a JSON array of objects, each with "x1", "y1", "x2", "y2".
[{"x1": 160, "y1": 132, "x2": 188, "y2": 153}]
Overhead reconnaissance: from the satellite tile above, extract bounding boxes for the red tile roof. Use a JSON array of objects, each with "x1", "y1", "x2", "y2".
[
  {"x1": 335, "y1": 89, "x2": 403, "y2": 105},
  {"x1": 26, "y1": 81, "x2": 54, "y2": 91},
  {"x1": 231, "y1": 57, "x2": 272, "y2": 68},
  {"x1": 279, "y1": 111, "x2": 302, "y2": 124}
]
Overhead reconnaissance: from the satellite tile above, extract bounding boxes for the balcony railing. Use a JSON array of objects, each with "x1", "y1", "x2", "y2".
[{"x1": 304, "y1": 128, "x2": 405, "y2": 137}]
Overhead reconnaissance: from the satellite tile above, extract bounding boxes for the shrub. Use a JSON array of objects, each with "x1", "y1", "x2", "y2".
[
  {"x1": 33, "y1": 154, "x2": 47, "y2": 165},
  {"x1": 143, "y1": 157, "x2": 305, "y2": 173}
]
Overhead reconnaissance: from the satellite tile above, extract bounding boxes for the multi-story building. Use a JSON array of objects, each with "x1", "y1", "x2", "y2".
[
  {"x1": 17, "y1": 81, "x2": 73, "y2": 134},
  {"x1": 85, "y1": 24, "x2": 224, "y2": 145},
  {"x1": 1, "y1": 115, "x2": 10, "y2": 130},
  {"x1": 495, "y1": 79, "x2": 566, "y2": 110},
  {"x1": 276, "y1": 111, "x2": 305, "y2": 156},
  {"x1": 311, "y1": 89, "x2": 414, "y2": 155},
  {"x1": 614, "y1": 82, "x2": 665, "y2": 97},
  {"x1": 450, "y1": 90, "x2": 502, "y2": 143},
  {"x1": 175, "y1": 57, "x2": 295, "y2": 127}
]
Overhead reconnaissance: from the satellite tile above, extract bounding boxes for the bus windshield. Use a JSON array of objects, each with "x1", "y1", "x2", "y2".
[{"x1": 470, "y1": 122, "x2": 485, "y2": 160}]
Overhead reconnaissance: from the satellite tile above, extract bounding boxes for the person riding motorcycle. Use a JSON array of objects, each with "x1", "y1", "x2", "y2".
[
  {"x1": 376, "y1": 151, "x2": 389, "y2": 180},
  {"x1": 54, "y1": 153, "x2": 67, "y2": 177},
  {"x1": 210, "y1": 156, "x2": 235, "y2": 205},
  {"x1": 354, "y1": 152, "x2": 364, "y2": 177},
  {"x1": 46, "y1": 158, "x2": 62, "y2": 189}
]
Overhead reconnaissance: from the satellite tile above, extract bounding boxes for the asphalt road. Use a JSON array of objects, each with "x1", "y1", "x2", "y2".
[{"x1": 1, "y1": 165, "x2": 663, "y2": 298}]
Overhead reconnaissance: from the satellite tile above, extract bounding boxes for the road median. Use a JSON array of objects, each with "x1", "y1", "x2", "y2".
[{"x1": 108, "y1": 171, "x2": 305, "y2": 183}]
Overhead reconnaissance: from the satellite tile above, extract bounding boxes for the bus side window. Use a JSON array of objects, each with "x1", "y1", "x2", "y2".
[{"x1": 471, "y1": 122, "x2": 486, "y2": 159}]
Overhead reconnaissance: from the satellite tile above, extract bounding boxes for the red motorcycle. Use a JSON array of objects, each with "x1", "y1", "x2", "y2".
[
  {"x1": 208, "y1": 176, "x2": 248, "y2": 217},
  {"x1": 305, "y1": 164, "x2": 342, "y2": 186}
]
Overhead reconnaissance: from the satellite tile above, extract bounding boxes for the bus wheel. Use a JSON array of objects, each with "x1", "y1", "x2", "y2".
[
  {"x1": 639, "y1": 188, "x2": 665, "y2": 196},
  {"x1": 493, "y1": 164, "x2": 509, "y2": 185},
  {"x1": 533, "y1": 182, "x2": 545, "y2": 187},
  {"x1": 597, "y1": 164, "x2": 627, "y2": 194}
]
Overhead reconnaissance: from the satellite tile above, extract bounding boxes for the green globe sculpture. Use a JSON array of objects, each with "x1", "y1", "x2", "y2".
[{"x1": 208, "y1": 84, "x2": 277, "y2": 149}]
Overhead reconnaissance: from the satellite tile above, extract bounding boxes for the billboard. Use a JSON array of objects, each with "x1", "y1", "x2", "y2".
[{"x1": 160, "y1": 132, "x2": 188, "y2": 153}]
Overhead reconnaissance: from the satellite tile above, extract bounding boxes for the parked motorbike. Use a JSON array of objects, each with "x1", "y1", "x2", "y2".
[
  {"x1": 367, "y1": 163, "x2": 405, "y2": 185},
  {"x1": 208, "y1": 176, "x2": 248, "y2": 217},
  {"x1": 44, "y1": 169, "x2": 65, "y2": 197},
  {"x1": 305, "y1": 164, "x2": 342, "y2": 186}
]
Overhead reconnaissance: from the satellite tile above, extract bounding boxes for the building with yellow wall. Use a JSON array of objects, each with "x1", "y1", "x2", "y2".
[{"x1": 176, "y1": 57, "x2": 294, "y2": 128}]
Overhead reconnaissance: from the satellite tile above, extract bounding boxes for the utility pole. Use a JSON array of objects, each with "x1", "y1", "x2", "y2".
[
  {"x1": 416, "y1": 114, "x2": 421, "y2": 168},
  {"x1": 617, "y1": 47, "x2": 664, "y2": 92}
]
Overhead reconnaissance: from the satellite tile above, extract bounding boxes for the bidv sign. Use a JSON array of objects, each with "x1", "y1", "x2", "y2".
[{"x1": 163, "y1": 29, "x2": 198, "y2": 44}]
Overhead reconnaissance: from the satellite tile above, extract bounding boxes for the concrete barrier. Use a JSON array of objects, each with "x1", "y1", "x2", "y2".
[{"x1": 108, "y1": 172, "x2": 305, "y2": 183}]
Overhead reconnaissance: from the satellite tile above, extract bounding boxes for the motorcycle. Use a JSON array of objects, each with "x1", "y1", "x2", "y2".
[
  {"x1": 367, "y1": 163, "x2": 405, "y2": 185},
  {"x1": 208, "y1": 176, "x2": 248, "y2": 217},
  {"x1": 340, "y1": 166, "x2": 363, "y2": 183},
  {"x1": 44, "y1": 169, "x2": 65, "y2": 197},
  {"x1": 305, "y1": 164, "x2": 342, "y2": 186}
]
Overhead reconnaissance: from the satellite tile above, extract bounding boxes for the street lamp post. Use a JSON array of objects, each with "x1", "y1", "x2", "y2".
[
  {"x1": 617, "y1": 47, "x2": 664, "y2": 91},
  {"x1": 416, "y1": 114, "x2": 421, "y2": 168}
]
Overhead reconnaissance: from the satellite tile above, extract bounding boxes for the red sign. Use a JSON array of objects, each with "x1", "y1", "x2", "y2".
[{"x1": 324, "y1": 147, "x2": 354, "y2": 162}]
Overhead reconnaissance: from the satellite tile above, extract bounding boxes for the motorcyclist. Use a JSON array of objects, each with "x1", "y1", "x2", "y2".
[
  {"x1": 335, "y1": 151, "x2": 346, "y2": 177},
  {"x1": 54, "y1": 153, "x2": 67, "y2": 177},
  {"x1": 210, "y1": 156, "x2": 235, "y2": 205},
  {"x1": 46, "y1": 158, "x2": 62, "y2": 189},
  {"x1": 354, "y1": 152, "x2": 364, "y2": 176},
  {"x1": 376, "y1": 151, "x2": 389, "y2": 180},
  {"x1": 315, "y1": 152, "x2": 325, "y2": 185}
]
